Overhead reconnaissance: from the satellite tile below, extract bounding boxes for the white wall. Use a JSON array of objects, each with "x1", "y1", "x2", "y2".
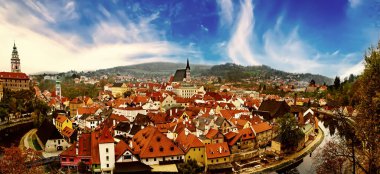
[{"x1": 99, "y1": 143, "x2": 115, "y2": 173}]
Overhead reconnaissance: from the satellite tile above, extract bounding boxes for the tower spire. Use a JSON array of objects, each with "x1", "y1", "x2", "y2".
[
  {"x1": 11, "y1": 42, "x2": 21, "y2": 73},
  {"x1": 186, "y1": 58, "x2": 190, "y2": 70}
]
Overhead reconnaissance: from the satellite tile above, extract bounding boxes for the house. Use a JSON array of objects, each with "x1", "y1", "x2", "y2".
[
  {"x1": 60, "y1": 133, "x2": 92, "y2": 171},
  {"x1": 115, "y1": 140, "x2": 139, "y2": 163},
  {"x1": 251, "y1": 122, "x2": 273, "y2": 147},
  {"x1": 110, "y1": 83, "x2": 131, "y2": 98},
  {"x1": 205, "y1": 142, "x2": 232, "y2": 171},
  {"x1": 37, "y1": 119, "x2": 70, "y2": 152},
  {"x1": 98, "y1": 127, "x2": 116, "y2": 173},
  {"x1": 204, "y1": 129, "x2": 224, "y2": 144},
  {"x1": 214, "y1": 116, "x2": 234, "y2": 134},
  {"x1": 253, "y1": 100, "x2": 290, "y2": 121},
  {"x1": 112, "y1": 107, "x2": 147, "y2": 122},
  {"x1": 61, "y1": 126, "x2": 77, "y2": 143},
  {"x1": 69, "y1": 98, "x2": 84, "y2": 118},
  {"x1": 227, "y1": 128, "x2": 256, "y2": 152},
  {"x1": 55, "y1": 114, "x2": 72, "y2": 132},
  {"x1": 132, "y1": 126, "x2": 184, "y2": 166},
  {"x1": 114, "y1": 122, "x2": 132, "y2": 138},
  {"x1": 175, "y1": 130, "x2": 205, "y2": 165}
]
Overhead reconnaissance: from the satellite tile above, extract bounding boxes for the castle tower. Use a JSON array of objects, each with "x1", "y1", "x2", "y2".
[
  {"x1": 56, "y1": 80, "x2": 61, "y2": 98},
  {"x1": 11, "y1": 42, "x2": 21, "y2": 73},
  {"x1": 185, "y1": 58, "x2": 191, "y2": 82}
]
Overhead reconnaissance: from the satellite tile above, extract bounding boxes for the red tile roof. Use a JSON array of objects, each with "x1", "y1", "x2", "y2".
[
  {"x1": 205, "y1": 129, "x2": 220, "y2": 139},
  {"x1": 98, "y1": 127, "x2": 114, "y2": 144},
  {"x1": 175, "y1": 130, "x2": 204, "y2": 153},
  {"x1": 252, "y1": 122, "x2": 272, "y2": 134},
  {"x1": 205, "y1": 142, "x2": 230, "y2": 159},
  {"x1": 132, "y1": 126, "x2": 184, "y2": 158},
  {"x1": 228, "y1": 128, "x2": 255, "y2": 146},
  {"x1": 0, "y1": 72, "x2": 29, "y2": 80},
  {"x1": 91, "y1": 131, "x2": 100, "y2": 164},
  {"x1": 115, "y1": 140, "x2": 132, "y2": 161},
  {"x1": 62, "y1": 126, "x2": 75, "y2": 138},
  {"x1": 78, "y1": 106, "x2": 99, "y2": 115},
  {"x1": 56, "y1": 115, "x2": 68, "y2": 123}
]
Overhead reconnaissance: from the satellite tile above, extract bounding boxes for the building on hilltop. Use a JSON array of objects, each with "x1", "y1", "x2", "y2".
[
  {"x1": 0, "y1": 43, "x2": 30, "y2": 92},
  {"x1": 172, "y1": 58, "x2": 191, "y2": 83}
]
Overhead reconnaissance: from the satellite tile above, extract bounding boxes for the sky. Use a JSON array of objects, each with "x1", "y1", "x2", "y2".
[{"x1": 0, "y1": 0, "x2": 378, "y2": 78}]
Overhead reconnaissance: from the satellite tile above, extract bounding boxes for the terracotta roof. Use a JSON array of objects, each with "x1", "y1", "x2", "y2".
[
  {"x1": 56, "y1": 115, "x2": 68, "y2": 123},
  {"x1": 78, "y1": 133, "x2": 92, "y2": 156},
  {"x1": 78, "y1": 106, "x2": 99, "y2": 115},
  {"x1": 252, "y1": 122, "x2": 272, "y2": 134},
  {"x1": 115, "y1": 140, "x2": 133, "y2": 161},
  {"x1": 205, "y1": 142, "x2": 230, "y2": 159},
  {"x1": 175, "y1": 130, "x2": 204, "y2": 153},
  {"x1": 62, "y1": 126, "x2": 75, "y2": 138},
  {"x1": 224, "y1": 132, "x2": 237, "y2": 140},
  {"x1": 0, "y1": 72, "x2": 29, "y2": 80},
  {"x1": 91, "y1": 131, "x2": 100, "y2": 164},
  {"x1": 110, "y1": 114, "x2": 129, "y2": 122},
  {"x1": 228, "y1": 128, "x2": 255, "y2": 146},
  {"x1": 132, "y1": 126, "x2": 184, "y2": 158},
  {"x1": 220, "y1": 110, "x2": 233, "y2": 120},
  {"x1": 205, "y1": 129, "x2": 219, "y2": 139},
  {"x1": 60, "y1": 142, "x2": 77, "y2": 157},
  {"x1": 98, "y1": 127, "x2": 114, "y2": 144}
]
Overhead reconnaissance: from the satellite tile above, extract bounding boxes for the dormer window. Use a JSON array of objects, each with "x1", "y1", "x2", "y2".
[
  {"x1": 156, "y1": 137, "x2": 161, "y2": 142},
  {"x1": 149, "y1": 147, "x2": 153, "y2": 152},
  {"x1": 170, "y1": 146, "x2": 174, "y2": 151},
  {"x1": 159, "y1": 146, "x2": 164, "y2": 152}
]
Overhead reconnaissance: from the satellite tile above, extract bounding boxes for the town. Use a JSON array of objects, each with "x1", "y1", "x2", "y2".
[{"x1": 0, "y1": 42, "x2": 369, "y2": 174}]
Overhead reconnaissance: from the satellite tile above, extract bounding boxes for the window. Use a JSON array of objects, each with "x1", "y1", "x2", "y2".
[
  {"x1": 224, "y1": 158, "x2": 226, "y2": 161},
  {"x1": 211, "y1": 160, "x2": 213, "y2": 163},
  {"x1": 199, "y1": 148, "x2": 200, "y2": 151},
  {"x1": 193, "y1": 148, "x2": 195, "y2": 151},
  {"x1": 106, "y1": 156, "x2": 109, "y2": 161},
  {"x1": 201, "y1": 155, "x2": 203, "y2": 158},
  {"x1": 106, "y1": 148, "x2": 109, "y2": 153},
  {"x1": 62, "y1": 157, "x2": 66, "y2": 161},
  {"x1": 146, "y1": 159, "x2": 148, "y2": 162},
  {"x1": 188, "y1": 156, "x2": 191, "y2": 159},
  {"x1": 107, "y1": 164, "x2": 109, "y2": 167},
  {"x1": 154, "y1": 158, "x2": 156, "y2": 161},
  {"x1": 123, "y1": 155, "x2": 132, "y2": 160},
  {"x1": 69, "y1": 158, "x2": 74, "y2": 162}
]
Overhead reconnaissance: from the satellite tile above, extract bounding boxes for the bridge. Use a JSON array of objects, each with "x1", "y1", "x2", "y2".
[
  {"x1": 25, "y1": 156, "x2": 60, "y2": 168},
  {"x1": 0, "y1": 117, "x2": 34, "y2": 132}
]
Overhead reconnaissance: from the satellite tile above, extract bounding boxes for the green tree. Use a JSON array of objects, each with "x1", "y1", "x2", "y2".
[
  {"x1": 276, "y1": 113, "x2": 305, "y2": 150},
  {"x1": 177, "y1": 159, "x2": 202, "y2": 174},
  {"x1": 334, "y1": 76, "x2": 341, "y2": 90},
  {"x1": 353, "y1": 41, "x2": 380, "y2": 173}
]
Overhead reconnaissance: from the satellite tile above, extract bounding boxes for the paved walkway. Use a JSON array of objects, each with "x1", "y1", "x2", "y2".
[
  {"x1": 240, "y1": 127, "x2": 325, "y2": 173},
  {"x1": 19, "y1": 128, "x2": 37, "y2": 150}
]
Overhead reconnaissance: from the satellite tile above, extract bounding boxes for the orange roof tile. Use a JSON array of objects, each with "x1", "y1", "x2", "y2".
[
  {"x1": 132, "y1": 126, "x2": 184, "y2": 158},
  {"x1": 252, "y1": 122, "x2": 272, "y2": 134},
  {"x1": 56, "y1": 115, "x2": 68, "y2": 123},
  {"x1": 115, "y1": 140, "x2": 132, "y2": 161},
  {"x1": 175, "y1": 130, "x2": 204, "y2": 153},
  {"x1": 205, "y1": 142, "x2": 230, "y2": 159},
  {"x1": 228, "y1": 128, "x2": 255, "y2": 146},
  {"x1": 91, "y1": 131, "x2": 100, "y2": 164},
  {"x1": 205, "y1": 129, "x2": 220, "y2": 139}
]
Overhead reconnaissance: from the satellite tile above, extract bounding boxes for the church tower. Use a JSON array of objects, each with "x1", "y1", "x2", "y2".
[
  {"x1": 11, "y1": 42, "x2": 21, "y2": 73},
  {"x1": 185, "y1": 58, "x2": 191, "y2": 82}
]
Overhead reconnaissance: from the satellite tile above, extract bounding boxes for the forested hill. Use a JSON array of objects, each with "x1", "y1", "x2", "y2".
[{"x1": 203, "y1": 63, "x2": 332, "y2": 84}]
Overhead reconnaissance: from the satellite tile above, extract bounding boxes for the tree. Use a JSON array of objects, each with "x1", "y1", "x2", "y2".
[
  {"x1": 177, "y1": 159, "x2": 202, "y2": 174},
  {"x1": 314, "y1": 140, "x2": 352, "y2": 174},
  {"x1": 334, "y1": 76, "x2": 341, "y2": 90},
  {"x1": 310, "y1": 79, "x2": 316, "y2": 87},
  {"x1": 353, "y1": 41, "x2": 380, "y2": 173},
  {"x1": 0, "y1": 146, "x2": 44, "y2": 174},
  {"x1": 276, "y1": 113, "x2": 305, "y2": 150}
]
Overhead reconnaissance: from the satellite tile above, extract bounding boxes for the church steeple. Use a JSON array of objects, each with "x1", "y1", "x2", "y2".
[
  {"x1": 186, "y1": 58, "x2": 190, "y2": 70},
  {"x1": 11, "y1": 42, "x2": 21, "y2": 73}
]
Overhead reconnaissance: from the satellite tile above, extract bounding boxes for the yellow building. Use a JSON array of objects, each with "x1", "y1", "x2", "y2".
[
  {"x1": 110, "y1": 83, "x2": 130, "y2": 98},
  {"x1": 205, "y1": 142, "x2": 231, "y2": 170},
  {"x1": 175, "y1": 130, "x2": 205, "y2": 165},
  {"x1": 55, "y1": 114, "x2": 72, "y2": 132}
]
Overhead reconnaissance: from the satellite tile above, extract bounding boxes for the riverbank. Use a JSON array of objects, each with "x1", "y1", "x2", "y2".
[{"x1": 240, "y1": 126, "x2": 325, "y2": 173}]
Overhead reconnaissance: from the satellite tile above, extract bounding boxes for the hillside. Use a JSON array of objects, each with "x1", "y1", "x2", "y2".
[
  {"x1": 203, "y1": 63, "x2": 332, "y2": 84},
  {"x1": 95, "y1": 62, "x2": 211, "y2": 78}
]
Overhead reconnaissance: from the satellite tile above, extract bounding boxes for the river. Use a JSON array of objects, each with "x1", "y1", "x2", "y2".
[{"x1": 278, "y1": 116, "x2": 338, "y2": 173}]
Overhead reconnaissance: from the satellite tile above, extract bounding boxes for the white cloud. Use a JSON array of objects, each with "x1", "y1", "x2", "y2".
[
  {"x1": 0, "y1": 1, "x2": 199, "y2": 74},
  {"x1": 219, "y1": 0, "x2": 365, "y2": 77},
  {"x1": 348, "y1": 0, "x2": 361, "y2": 8},
  {"x1": 217, "y1": 0, "x2": 234, "y2": 26},
  {"x1": 227, "y1": 0, "x2": 259, "y2": 65}
]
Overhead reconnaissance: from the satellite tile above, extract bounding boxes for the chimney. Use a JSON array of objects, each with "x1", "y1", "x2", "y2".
[
  {"x1": 219, "y1": 146, "x2": 222, "y2": 154},
  {"x1": 129, "y1": 140, "x2": 133, "y2": 149},
  {"x1": 170, "y1": 109, "x2": 172, "y2": 116},
  {"x1": 113, "y1": 119, "x2": 116, "y2": 126}
]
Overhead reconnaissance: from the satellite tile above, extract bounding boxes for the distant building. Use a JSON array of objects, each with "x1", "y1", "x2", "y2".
[
  {"x1": 56, "y1": 80, "x2": 61, "y2": 98},
  {"x1": 0, "y1": 43, "x2": 30, "y2": 91},
  {"x1": 172, "y1": 59, "x2": 191, "y2": 83}
]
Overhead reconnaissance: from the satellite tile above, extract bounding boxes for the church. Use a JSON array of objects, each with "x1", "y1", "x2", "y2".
[
  {"x1": 0, "y1": 43, "x2": 30, "y2": 92},
  {"x1": 172, "y1": 58, "x2": 191, "y2": 83}
]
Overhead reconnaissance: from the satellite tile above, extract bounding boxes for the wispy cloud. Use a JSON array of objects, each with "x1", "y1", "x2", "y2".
[
  {"x1": 227, "y1": 0, "x2": 259, "y2": 65},
  {"x1": 348, "y1": 0, "x2": 361, "y2": 8},
  {"x1": 217, "y1": 0, "x2": 234, "y2": 26},
  {"x1": 0, "y1": 1, "x2": 199, "y2": 74},
  {"x1": 220, "y1": 0, "x2": 364, "y2": 77}
]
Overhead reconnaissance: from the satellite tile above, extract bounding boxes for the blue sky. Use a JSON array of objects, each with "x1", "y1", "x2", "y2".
[{"x1": 0, "y1": 0, "x2": 378, "y2": 77}]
